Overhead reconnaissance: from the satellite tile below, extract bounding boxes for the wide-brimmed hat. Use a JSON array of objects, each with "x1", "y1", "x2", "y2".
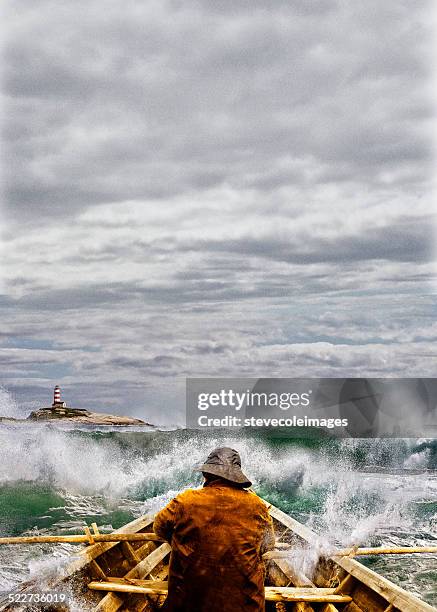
[{"x1": 195, "y1": 447, "x2": 252, "y2": 487}]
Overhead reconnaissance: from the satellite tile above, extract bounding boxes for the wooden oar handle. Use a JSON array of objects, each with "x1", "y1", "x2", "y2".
[
  {"x1": 263, "y1": 546, "x2": 437, "y2": 560},
  {"x1": 0, "y1": 533, "x2": 163, "y2": 545},
  {"x1": 337, "y1": 546, "x2": 437, "y2": 557}
]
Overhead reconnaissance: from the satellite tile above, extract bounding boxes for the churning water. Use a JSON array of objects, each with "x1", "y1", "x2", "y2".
[{"x1": 0, "y1": 422, "x2": 436, "y2": 607}]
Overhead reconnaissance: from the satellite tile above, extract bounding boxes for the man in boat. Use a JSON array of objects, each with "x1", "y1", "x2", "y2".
[{"x1": 154, "y1": 447, "x2": 275, "y2": 612}]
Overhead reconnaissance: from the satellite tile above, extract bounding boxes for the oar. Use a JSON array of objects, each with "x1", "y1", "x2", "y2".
[
  {"x1": 1, "y1": 533, "x2": 435, "y2": 560},
  {"x1": 335, "y1": 546, "x2": 437, "y2": 557},
  {"x1": 0, "y1": 533, "x2": 163, "y2": 545},
  {"x1": 263, "y1": 546, "x2": 437, "y2": 560}
]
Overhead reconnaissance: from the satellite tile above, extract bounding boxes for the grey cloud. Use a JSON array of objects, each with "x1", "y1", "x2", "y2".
[
  {"x1": 1, "y1": 0, "x2": 435, "y2": 421},
  {"x1": 2, "y1": 289, "x2": 436, "y2": 420},
  {"x1": 17, "y1": 286, "x2": 136, "y2": 310},
  {"x1": 3, "y1": 0, "x2": 433, "y2": 223},
  {"x1": 182, "y1": 215, "x2": 434, "y2": 264}
]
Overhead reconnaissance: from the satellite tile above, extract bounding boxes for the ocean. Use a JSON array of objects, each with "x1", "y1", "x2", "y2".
[{"x1": 0, "y1": 423, "x2": 436, "y2": 608}]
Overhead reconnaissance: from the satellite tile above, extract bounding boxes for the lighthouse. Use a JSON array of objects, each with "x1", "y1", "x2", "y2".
[{"x1": 52, "y1": 385, "x2": 66, "y2": 408}]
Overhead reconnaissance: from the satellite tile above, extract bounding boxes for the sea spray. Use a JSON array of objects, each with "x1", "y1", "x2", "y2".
[
  {"x1": 0, "y1": 387, "x2": 26, "y2": 420},
  {"x1": 0, "y1": 426, "x2": 435, "y2": 604},
  {"x1": 0, "y1": 426, "x2": 145, "y2": 496}
]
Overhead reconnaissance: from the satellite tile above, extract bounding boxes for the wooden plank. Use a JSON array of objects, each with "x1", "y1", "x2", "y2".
[
  {"x1": 265, "y1": 588, "x2": 351, "y2": 603},
  {"x1": 336, "y1": 556, "x2": 436, "y2": 612},
  {"x1": 124, "y1": 543, "x2": 171, "y2": 580},
  {"x1": 155, "y1": 566, "x2": 169, "y2": 581},
  {"x1": 121, "y1": 541, "x2": 140, "y2": 565},
  {"x1": 92, "y1": 543, "x2": 171, "y2": 612},
  {"x1": 131, "y1": 566, "x2": 169, "y2": 612},
  {"x1": 312, "y1": 557, "x2": 342, "y2": 588},
  {"x1": 339, "y1": 546, "x2": 437, "y2": 557},
  {"x1": 90, "y1": 560, "x2": 108, "y2": 581},
  {"x1": 96, "y1": 544, "x2": 130, "y2": 579},
  {"x1": 135, "y1": 541, "x2": 156, "y2": 560},
  {"x1": 274, "y1": 558, "x2": 315, "y2": 587},
  {"x1": 64, "y1": 515, "x2": 155, "y2": 576},
  {"x1": 89, "y1": 581, "x2": 351, "y2": 603},
  {"x1": 0, "y1": 532, "x2": 161, "y2": 545},
  {"x1": 265, "y1": 546, "x2": 437, "y2": 559},
  {"x1": 269, "y1": 506, "x2": 318, "y2": 546},
  {"x1": 94, "y1": 594, "x2": 125, "y2": 612},
  {"x1": 353, "y1": 583, "x2": 391, "y2": 611},
  {"x1": 90, "y1": 580, "x2": 168, "y2": 595},
  {"x1": 320, "y1": 605, "x2": 339, "y2": 612},
  {"x1": 269, "y1": 502, "x2": 436, "y2": 612},
  {"x1": 292, "y1": 604, "x2": 313, "y2": 612},
  {"x1": 84, "y1": 526, "x2": 96, "y2": 545},
  {"x1": 0, "y1": 521, "x2": 160, "y2": 595},
  {"x1": 111, "y1": 538, "x2": 158, "y2": 611},
  {"x1": 132, "y1": 592, "x2": 164, "y2": 612},
  {"x1": 91, "y1": 522, "x2": 100, "y2": 536},
  {"x1": 344, "y1": 603, "x2": 364, "y2": 612},
  {"x1": 335, "y1": 573, "x2": 355, "y2": 594},
  {"x1": 267, "y1": 561, "x2": 292, "y2": 587}
]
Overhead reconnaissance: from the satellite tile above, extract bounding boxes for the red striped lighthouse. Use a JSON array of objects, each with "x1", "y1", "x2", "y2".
[{"x1": 53, "y1": 385, "x2": 63, "y2": 406}]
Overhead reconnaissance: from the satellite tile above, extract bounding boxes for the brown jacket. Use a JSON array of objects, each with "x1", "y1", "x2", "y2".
[{"x1": 154, "y1": 481, "x2": 275, "y2": 612}]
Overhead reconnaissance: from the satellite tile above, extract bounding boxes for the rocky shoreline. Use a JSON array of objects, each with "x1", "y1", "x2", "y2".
[
  {"x1": 0, "y1": 386, "x2": 154, "y2": 426},
  {"x1": 0, "y1": 406, "x2": 152, "y2": 426}
]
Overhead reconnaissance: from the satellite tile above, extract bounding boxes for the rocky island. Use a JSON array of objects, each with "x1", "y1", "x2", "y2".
[
  {"x1": 28, "y1": 406, "x2": 148, "y2": 425},
  {"x1": 6, "y1": 385, "x2": 153, "y2": 426}
]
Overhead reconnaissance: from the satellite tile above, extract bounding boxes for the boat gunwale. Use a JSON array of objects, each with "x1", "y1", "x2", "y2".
[
  {"x1": 268, "y1": 503, "x2": 436, "y2": 612},
  {"x1": 1, "y1": 500, "x2": 435, "y2": 612},
  {"x1": 62, "y1": 514, "x2": 156, "y2": 578},
  {"x1": 68, "y1": 501, "x2": 437, "y2": 612}
]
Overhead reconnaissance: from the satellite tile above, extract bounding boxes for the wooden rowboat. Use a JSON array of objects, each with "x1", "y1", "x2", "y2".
[{"x1": 1, "y1": 499, "x2": 435, "y2": 611}]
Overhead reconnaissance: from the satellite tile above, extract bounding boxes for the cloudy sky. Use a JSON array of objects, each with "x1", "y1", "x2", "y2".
[{"x1": 1, "y1": 1, "x2": 436, "y2": 423}]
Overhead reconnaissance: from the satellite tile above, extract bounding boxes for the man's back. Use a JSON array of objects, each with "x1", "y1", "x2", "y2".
[{"x1": 154, "y1": 481, "x2": 274, "y2": 612}]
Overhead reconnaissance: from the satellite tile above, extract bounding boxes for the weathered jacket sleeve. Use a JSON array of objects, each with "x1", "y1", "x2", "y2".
[{"x1": 153, "y1": 496, "x2": 181, "y2": 543}]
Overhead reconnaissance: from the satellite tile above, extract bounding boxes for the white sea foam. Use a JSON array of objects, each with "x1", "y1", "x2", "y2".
[
  {"x1": 0, "y1": 426, "x2": 435, "y2": 599},
  {"x1": 0, "y1": 386, "x2": 27, "y2": 419}
]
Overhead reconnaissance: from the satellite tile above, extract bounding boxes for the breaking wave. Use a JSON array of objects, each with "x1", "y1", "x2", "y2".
[{"x1": 0, "y1": 423, "x2": 435, "y2": 605}]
